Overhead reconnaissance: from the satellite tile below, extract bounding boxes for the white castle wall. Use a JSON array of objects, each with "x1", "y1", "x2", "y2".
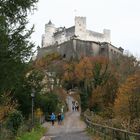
[
  {"x1": 74, "y1": 16, "x2": 110, "y2": 43},
  {"x1": 42, "y1": 33, "x2": 54, "y2": 47},
  {"x1": 86, "y1": 29, "x2": 110, "y2": 43},
  {"x1": 42, "y1": 17, "x2": 111, "y2": 48},
  {"x1": 54, "y1": 31, "x2": 69, "y2": 45}
]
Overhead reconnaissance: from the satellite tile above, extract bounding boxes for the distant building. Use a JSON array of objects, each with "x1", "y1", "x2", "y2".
[{"x1": 38, "y1": 17, "x2": 123, "y2": 59}]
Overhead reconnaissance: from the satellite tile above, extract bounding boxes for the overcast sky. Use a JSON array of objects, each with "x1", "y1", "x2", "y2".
[{"x1": 28, "y1": 0, "x2": 140, "y2": 58}]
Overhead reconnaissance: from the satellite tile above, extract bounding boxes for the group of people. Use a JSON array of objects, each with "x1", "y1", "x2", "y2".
[
  {"x1": 72, "y1": 100, "x2": 79, "y2": 112},
  {"x1": 50, "y1": 100, "x2": 79, "y2": 126},
  {"x1": 50, "y1": 112, "x2": 64, "y2": 126}
]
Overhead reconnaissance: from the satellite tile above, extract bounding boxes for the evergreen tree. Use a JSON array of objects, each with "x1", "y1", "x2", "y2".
[{"x1": 0, "y1": 0, "x2": 38, "y2": 93}]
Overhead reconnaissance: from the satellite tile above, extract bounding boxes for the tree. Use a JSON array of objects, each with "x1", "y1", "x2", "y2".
[
  {"x1": 0, "y1": 0, "x2": 38, "y2": 93},
  {"x1": 0, "y1": 92, "x2": 17, "y2": 123},
  {"x1": 0, "y1": 0, "x2": 39, "y2": 119},
  {"x1": 74, "y1": 57, "x2": 93, "y2": 111},
  {"x1": 75, "y1": 57, "x2": 93, "y2": 93},
  {"x1": 114, "y1": 70, "x2": 140, "y2": 120},
  {"x1": 6, "y1": 110, "x2": 23, "y2": 134},
  {"x1": 90, "y1": 56, "x2": 110, "y2": 89},
  {"x1": 110, "y1": 55, "x2": 140, "y2": 84},
  {"x1": 35, "y1": 92, "x2": 59, "y2": 119},
  {"x1": 63, "y1": 61, "x2": 77, "y2": 89},
  {"x1": 35, "y1": 52, "x2": 62, "y2": 70},
  {"x1": 14, "y1": 69, "x2": 44, "y2": 117},
  {"x1": 90, "y1": 74, "x2": 118, "y2": 118},
  {"x1": 35, "y1": 52, "x2": 64, "y2": 90}
]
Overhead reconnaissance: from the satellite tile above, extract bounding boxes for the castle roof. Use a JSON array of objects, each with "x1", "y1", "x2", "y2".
[{"x1": 48, "y1": 20, "x2": 53, "y2": 25}]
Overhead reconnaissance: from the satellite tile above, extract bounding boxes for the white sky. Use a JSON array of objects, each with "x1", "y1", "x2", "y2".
[{"x1": 28, "y1": 0, "x2": 140, "y2": 58}]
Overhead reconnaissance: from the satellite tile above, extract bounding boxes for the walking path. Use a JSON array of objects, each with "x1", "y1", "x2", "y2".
[{"x1": 42, "y1": 96, "x2": 91, "y2": 140}]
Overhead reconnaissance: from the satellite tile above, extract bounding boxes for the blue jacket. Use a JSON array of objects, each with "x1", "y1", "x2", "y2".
[
  {"x1": 61, "y1": 114, "x2": 64, "y2": 120},
  {"x1": 51, "y1": 113, "x2": 55, "y2": 120}
]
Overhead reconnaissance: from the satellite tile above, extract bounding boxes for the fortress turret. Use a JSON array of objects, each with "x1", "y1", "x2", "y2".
[
  {"x1": 45, "y1": 20, "x2": 56, "y2": 35},
  {"x1": 103, "y1": 29, "x2": 111, "y2": 43},
  {"x1": 42, "y1": 20, "x2": 56, "y2": 47},
  {"x1": 75, "y1": 16, "x2": 86, "y2": 39}
]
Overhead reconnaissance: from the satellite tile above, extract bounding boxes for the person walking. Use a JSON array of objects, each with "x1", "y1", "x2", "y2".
[
  {"x1": 61, "y1": 113, "x2": 64, "y2": 125},
  {"x1": 50, "y1": 113, "x2": 55, "y2": 126},
  {"x1": 72, "y1": 100, "x2": 75, "y2": 111},
  {"x1": 75, "y1": 102, "x2": 79, "y2": 111},
  {"x1": 57, "y1": 113, "x2": 61, "y2": 125},
  {"x1": 76, "y1": 104, "x2": 79, "y2": 111},
  {"x1": 72, "y1": 105, "x2": 75, "y2": 111}
]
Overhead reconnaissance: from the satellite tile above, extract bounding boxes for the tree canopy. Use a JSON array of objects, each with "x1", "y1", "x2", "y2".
[{"x1": 0, "y1": 0, "x2": 38, "y2": 93}]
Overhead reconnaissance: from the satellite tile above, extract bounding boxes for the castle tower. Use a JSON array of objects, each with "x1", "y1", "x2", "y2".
[
  {"x1": 103, "y1": 29, "x2": 111, "y2": 43},
  {"x1": 42, "y1": 20, "x2": 56, "y2": 47},
  {"x1": 45, "y1": 20, "x2": 56, "y2": 34},
  {"x1": 75, "y1": 17, "x2": 86, "y2": 39}
]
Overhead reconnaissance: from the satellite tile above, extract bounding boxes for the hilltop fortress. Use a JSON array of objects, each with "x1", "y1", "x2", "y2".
[{"x1": 38, "y1": 17, "x2": 123, "y2": 59}]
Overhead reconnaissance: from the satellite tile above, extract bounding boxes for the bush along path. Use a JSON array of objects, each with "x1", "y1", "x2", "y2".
[{"x1": 41, "y1": 96, "x2": 91, "y2": 140}]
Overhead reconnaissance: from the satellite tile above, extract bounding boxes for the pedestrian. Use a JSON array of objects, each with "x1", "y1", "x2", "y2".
[
  {"x1": 61, "y1": 113, "x2": 64, "y2": 125},
  {"x1": 50, "y1": 113, "x2": 55, "y2": 126},
  {"x1": 75, "y1": 102, "x2": 79, "y2": 111},
  {"x1": 57, "y1": 113, "x2": 61, "y2": 125},
  {"x1": 72, "y1": 105, "x2": 75, "y2": 111},
  {"x1": 75, "y1": 105, "x2": 77, "y2": 111},
  {"x1": 77, "y1": 104, "x2": 79, "y2": 111},
  {"x1": 72, "y1": 100, "x2": 75, "y2": 105}
]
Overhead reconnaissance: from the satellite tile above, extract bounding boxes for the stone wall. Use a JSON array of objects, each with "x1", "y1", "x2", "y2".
[
  {"x1": 37, "y1": 39, "x2": 120, "y2": 60},
  {"x1": 108, "y1": 44, "x2": 123, "y2": 59}
]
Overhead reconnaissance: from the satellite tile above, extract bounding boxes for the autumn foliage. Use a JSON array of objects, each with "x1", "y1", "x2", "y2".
[
  {"x1": 75, "y1": 57, "x2": 93, "y2": 81},
  {"x1": 0, "y1": 92, "x2": 17, "y2": 123},
  {"x1": 79, "y1": 55, "x2": 140, "y2": 132},
  {"x1": 31, "y1": 53, "x2": 140, "y2": 133},
  {"x1": 114, "y1": 70, "x2": 140, "y2": 120}
]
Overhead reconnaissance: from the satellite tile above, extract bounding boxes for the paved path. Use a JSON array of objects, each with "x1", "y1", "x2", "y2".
[
  {"x1": 42, "y1": 96, "x2": 91, "y2": 140},
  {"x1": 51, "y1": 131, "x2": 91, "y2": 140}
]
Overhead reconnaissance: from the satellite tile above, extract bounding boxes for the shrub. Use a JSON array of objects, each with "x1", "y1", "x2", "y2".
[
  {"x1": 6, "y1": 110, "x2": 23, "y2": 134},
  {"x1": 16, "y1": 125, "x2": 45, "y2": 140},
  {"x1": 0, "y1": 126, "x2": 14, "y2": 140}
]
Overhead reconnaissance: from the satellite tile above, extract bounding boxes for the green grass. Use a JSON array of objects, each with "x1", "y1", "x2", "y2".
[{"x1": 16, "y1": 126, "x2": 46, "y2": 140}]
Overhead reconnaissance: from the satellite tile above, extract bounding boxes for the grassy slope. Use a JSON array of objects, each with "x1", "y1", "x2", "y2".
[{"x1": 16, "y1": 127, "x2": 46, "y2": 140}]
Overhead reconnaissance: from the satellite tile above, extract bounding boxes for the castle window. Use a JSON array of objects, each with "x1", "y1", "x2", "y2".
[
  {"x1": 101, "y1": 48, "x2": 105, "y2": 53},
  {"x1": 63, "y1": 54, "x2": 66, "y2": 58}
]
